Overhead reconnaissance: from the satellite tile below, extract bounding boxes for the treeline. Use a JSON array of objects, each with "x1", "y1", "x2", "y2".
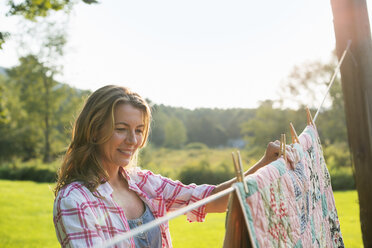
[
  {"x1": 0, "y1": 55, "x2": 355, "y2": 190},
  {"x1": 1, "y1": 55, "x2": 349, "y2": 161},
  {"x1": 149, "y1": 98, "x2": 348, "y2": 148},
  {"x1": 149, "y1": 104, "x2": 255, "y2": 148},
  {"x1": 0, "y1": 56, "x2": 255, "y2": 162}
]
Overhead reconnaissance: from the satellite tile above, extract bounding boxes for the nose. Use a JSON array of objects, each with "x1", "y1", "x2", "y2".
[{"x1": 125, "y1": 130, "x2": 137, "y2": 145}]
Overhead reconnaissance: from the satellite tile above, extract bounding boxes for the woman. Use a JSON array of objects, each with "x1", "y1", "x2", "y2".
[{"x1": 53, "y1": 85, "x2": 296, "y2": 248}]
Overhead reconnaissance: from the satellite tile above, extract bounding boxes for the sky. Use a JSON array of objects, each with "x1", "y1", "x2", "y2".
[{"x1": 1, "y1": 0, "x2": 371, "y2": 109}]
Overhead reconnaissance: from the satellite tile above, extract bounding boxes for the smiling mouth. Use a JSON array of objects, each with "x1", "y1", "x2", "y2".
[{"x1": 117, "y1": 149, "x2": 133, "y2": 156}]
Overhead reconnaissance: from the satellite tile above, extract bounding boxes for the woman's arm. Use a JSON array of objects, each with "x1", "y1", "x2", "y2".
[{"x1": 205, "y1": 141, "x2": 295, "y2": 213}]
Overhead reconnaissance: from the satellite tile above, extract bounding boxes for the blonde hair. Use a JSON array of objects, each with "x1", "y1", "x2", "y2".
[{"x1": 54, "y1": 85, "x2": 151, "y2": 196}]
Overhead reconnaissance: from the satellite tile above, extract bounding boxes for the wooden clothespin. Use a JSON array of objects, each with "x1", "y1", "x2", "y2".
[
  {"x1": 306, "y1": 107, "x2": 314, "y2": 126},
  {"x1": 278, "y1": 134, "x2": 287, "y2": 162},
  {"x1": 232, "y1": 151, "x2": 249, "y2": 194},
  {"x1": 289, "y1": 122, "x2": 300, "y2": 144}
]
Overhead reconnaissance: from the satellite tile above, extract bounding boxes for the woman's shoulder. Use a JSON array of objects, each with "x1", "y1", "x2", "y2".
[
  {"x1": 126, "y1": 167, "x2": 166, "y2": 183},
  {"x1": 126, "y1": 167, "x2": 152, "y2": 178},
  {"x1": 55, "y1": 181, "x2": 92, "y2": 202},
  {"x1": 126, "y1": 167, "x2": 180, "y2": 190}
]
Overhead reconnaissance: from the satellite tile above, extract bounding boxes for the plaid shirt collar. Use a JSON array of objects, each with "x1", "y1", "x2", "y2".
[
  {"x1": 96, "y1": 167, "x2": 140, "y2": 198},
  {"x1": 96, "y1": 182, "x2": 113, "y2": 198}
]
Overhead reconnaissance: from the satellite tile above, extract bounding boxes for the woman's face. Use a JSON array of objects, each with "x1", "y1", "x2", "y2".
[{"x1": 98, "y1": 103, "x2": 145, "y2": 172}]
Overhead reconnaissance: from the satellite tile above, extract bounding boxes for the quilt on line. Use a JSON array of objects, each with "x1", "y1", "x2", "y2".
[{"x1": 236, "y1": 125, "x2": 344, "y2": 248}]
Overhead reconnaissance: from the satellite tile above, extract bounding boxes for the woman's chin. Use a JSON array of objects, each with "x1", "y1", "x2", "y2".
[{"x1": 118, "y1": 159, "x2": 131, "y2": 167}]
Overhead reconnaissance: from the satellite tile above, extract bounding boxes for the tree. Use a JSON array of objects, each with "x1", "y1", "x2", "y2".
[
  {"x1": 7, "y1": 55, "x2": 55, "y2": 161},
  {"x1": 3, "y1": 61, "x2": 89, "y2": 162},
  {"x1": 0, "y1": 76, "x2": 13, "y2": 161},
  {"x1": 185, "y1": 114, "x2": 228, "y2": 147},
  {"x1": 163, "y1": 117, "x2": 188, "y2": 149},
  {"x1": 240, "y1": 101, "x2": 298, "y2": 159},
  {"x1": 6, "y1": 0, "x2": 97, "y2": 20},
  {"x1": 38, "y1": 25, "x2": 66, "y2": 162},
  {"x1": 1, "y1": 0, "x2": 97, "y2": 49},
  {"x1": 53, "y1": 85, "x2": 91, "y2": 154},
  {"x1": 148, "y1": 104, "x2": 256, "y2": 148},
  {"x1": 18, "y1": 20, "x2": 68, "y2": 162},
  {"x1": 148, "y1": 106, "x2": 168, "y2": 146},
  {"x1": 7, "y1": 54, "x2": 70, "y2": 162},
  {"x1": 0, "y1": 72, "x2": 37, "y2": 160},
  {"x1": 278, "y1": 57, "x2": 337, "y2": 109},
  {"x1": 0, "y1": 32, "x2": 10, "y2": 49},
  {"x1": 0, "y1": 0, "x2": 96, "y2": 161},
  {"x1": 278, "y1": 54, "x2": 348, "y2": 144},
  {"x1": 0, "y1": 78, "x2": 10, "y2": 125}
]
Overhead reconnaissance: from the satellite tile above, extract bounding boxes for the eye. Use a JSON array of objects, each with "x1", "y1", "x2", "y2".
[
  {"x1": 115, "y1": 128, "x2": 127, "y2": 132},
  {"x1": 136, "y1": 129, "x2": 144, "y2": 134}
]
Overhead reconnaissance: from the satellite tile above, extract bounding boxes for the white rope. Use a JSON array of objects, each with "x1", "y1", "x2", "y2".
[
  {"x1": 313, "y1": 40, "x2": 352, "y2": 123},
  {"x1": 96, "y1": 186, "x2": 236, "y2": 248}
]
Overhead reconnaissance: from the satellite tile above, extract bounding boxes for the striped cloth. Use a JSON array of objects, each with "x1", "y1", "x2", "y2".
[
  {"x1": 235, "y1": 125, "x2": 344, "y2": 248},
  {"x1": 53, "y1": 167, "x2": 215, "y2": 247}
]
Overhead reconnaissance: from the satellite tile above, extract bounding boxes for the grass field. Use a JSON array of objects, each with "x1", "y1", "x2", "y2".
[
  {"x1": 0, "y1": 180, "x2": 363, "y2": 247},
  {"x1": 140, "y1": 147, "x2": 252, "y2": 179}
]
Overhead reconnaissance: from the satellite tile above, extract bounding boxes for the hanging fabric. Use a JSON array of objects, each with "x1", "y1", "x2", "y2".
[{"x1": 224, "y1": 125, "x2": 344, "y2": 248}]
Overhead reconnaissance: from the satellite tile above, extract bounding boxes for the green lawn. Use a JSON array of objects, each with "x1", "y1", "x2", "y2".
[
  {"x1": 170, "y1": 213, "x2": 226, "y2": 247},
  {"x1": 0, "y1": 180, "x2": 56, "y2": 247},
  {"x1": 0, "y1": 180, "x2": 363, "y2": 247},
  {"x1": 333, "y1": 191, "x2": 363, "y2": 248}
]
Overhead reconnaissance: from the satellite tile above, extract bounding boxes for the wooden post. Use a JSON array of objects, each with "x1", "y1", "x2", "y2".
[{"x1": 330, "y1": 0, "x2": 372, "y2": 246}]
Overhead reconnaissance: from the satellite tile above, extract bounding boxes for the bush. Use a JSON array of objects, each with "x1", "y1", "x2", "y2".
[
  {"x1": 321, "y1": 142, "x2": 355, "y2": 191},
  {"x1": 329, "y1": 166, "x2": 355, "y2": 191},
  {"x1": 324, "y1": 142, "x2": 351, "y2": 168},
  {"x1": 185, "y1": 142, "x2": 208, "y2": 150},
  {"x1": 178, "y1": 160, "x2": 234, "y2": 185},
  {"x1": 0, "y1": 159, "x2": 57, "y2": 182}
]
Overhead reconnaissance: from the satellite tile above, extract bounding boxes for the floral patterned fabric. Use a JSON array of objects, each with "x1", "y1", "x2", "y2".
[{"x1": 236, "y1": 125, "x2": 344, "y2": 248}]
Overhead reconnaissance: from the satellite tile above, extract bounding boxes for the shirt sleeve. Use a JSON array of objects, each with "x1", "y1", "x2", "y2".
[
  {"x1": 53, "y1": 190, "x2": 104, "y2": 248},
  {"x1": 145, "y1": 171, "x2": 216, "y2": 222}
]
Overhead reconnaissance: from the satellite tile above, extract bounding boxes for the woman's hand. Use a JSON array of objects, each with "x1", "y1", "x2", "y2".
[
  {"x1": 261, "y1": 140, "x2": 300, "y2": 168},
  {"x1": 248, "y1": 140, "x2": 300, "y2": 175},
  {"x1": 261, "y1": 140, "x2": 281, "y2": 165},
  {"x1": 206, "y1": 139, "x2": 301, "y2": 213}
]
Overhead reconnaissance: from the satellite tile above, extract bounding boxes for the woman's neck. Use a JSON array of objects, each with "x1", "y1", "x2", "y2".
[{"x1": 107, "y1": 167, "x2": 129, "y2": 191}]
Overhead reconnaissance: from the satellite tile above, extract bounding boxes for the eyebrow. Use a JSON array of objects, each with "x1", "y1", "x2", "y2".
[{"x1": 115, "y1": 122, "x2": 145, "y2": 128}]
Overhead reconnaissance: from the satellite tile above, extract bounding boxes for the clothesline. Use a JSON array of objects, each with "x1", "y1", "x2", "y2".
[
  {"x1": 96, "y1": 41, "x2": 351, "y2": 248},
  {"x1": 97, "y1": 187, "x2": 235, "y2": 248},
  {"x1": 313, "y1": 40, "x2": 351, "y2": 122}
]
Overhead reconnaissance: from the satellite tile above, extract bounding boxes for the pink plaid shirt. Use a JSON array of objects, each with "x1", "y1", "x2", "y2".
[{"x1": 53, "y1": 167, "x2": 216, "y2": 247}]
